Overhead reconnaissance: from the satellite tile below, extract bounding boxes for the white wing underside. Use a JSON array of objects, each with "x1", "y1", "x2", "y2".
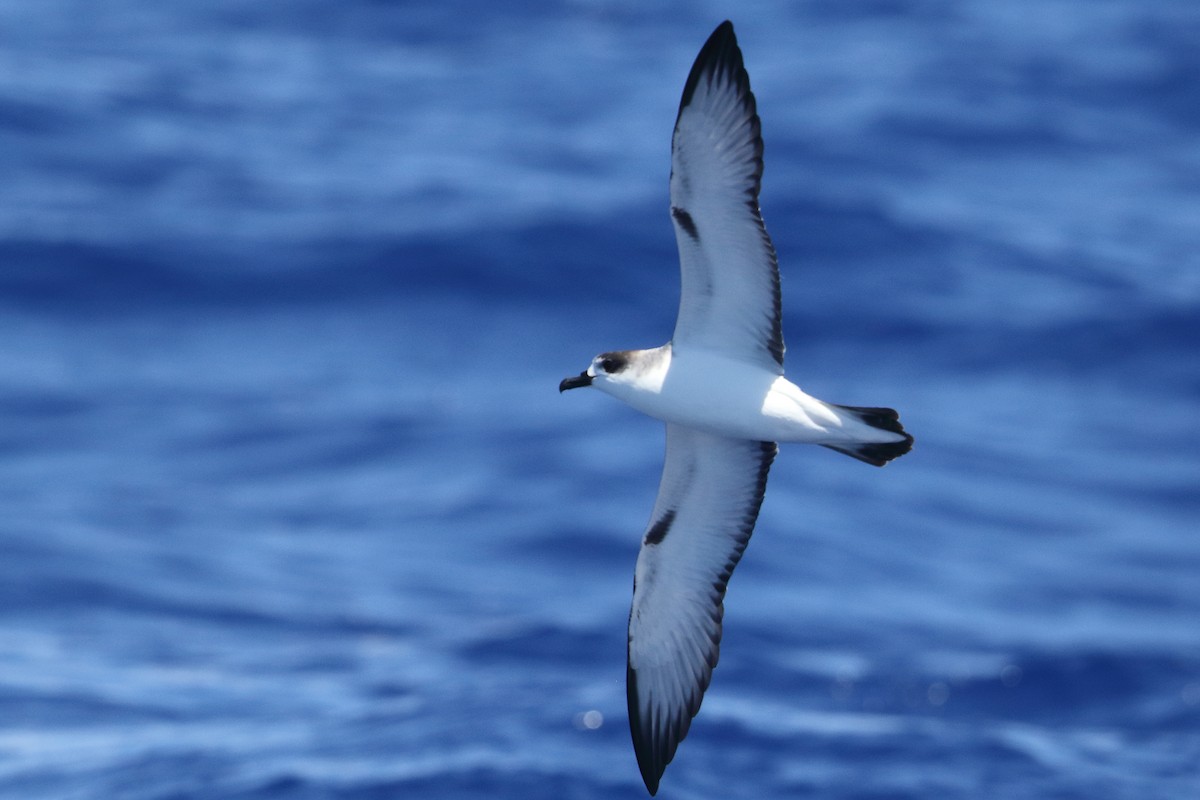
[
  {"x1": 627, "y1": 424, "x2": 776, "y2": 792},
  {"x1": 669, "y1": 25, "x2": 784, "y2": 373}
]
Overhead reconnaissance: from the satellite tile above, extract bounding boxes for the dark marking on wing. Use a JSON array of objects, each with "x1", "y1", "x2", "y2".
[
  {"x1": 643, "y1": 508, "x2": 677, "y2": 546},
  {"x1": 670, "y1": 206, "x2": 699, "y2": 242}
]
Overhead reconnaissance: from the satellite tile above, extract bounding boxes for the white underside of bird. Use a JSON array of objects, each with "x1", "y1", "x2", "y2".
[{"x1": 579, "y1": 343, "x2": 908, "y2": 447}]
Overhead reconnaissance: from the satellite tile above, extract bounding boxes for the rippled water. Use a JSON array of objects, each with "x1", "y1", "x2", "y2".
[{"x1": 2, "y1": 1, "x2": 1198, "y2": 798}]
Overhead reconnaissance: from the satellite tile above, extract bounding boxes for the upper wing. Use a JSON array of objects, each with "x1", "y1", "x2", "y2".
[
  {"x1": 669, "y1": 21, "x2": 785, "y2": 373},
  {"x1": 627, "y1": 424, "x2": 777, "y2": 794}
]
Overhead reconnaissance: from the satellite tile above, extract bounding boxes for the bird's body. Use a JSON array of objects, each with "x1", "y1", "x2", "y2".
[
  {"x1": 584, "y1": 344, "x2": 908, "y2": 450},
  {"x1": 559, "y1": 20, "x2": 913, "y2": 795}
]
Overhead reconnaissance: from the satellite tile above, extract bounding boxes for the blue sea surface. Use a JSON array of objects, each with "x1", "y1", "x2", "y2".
[{"x1": 2, "y1": 1, "x2": 1199, "y2": 798}]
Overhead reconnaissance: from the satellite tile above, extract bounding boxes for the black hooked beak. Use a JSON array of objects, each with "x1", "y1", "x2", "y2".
[{"x1": 559, "y1": 371, "x2": 592, "y2": 393}]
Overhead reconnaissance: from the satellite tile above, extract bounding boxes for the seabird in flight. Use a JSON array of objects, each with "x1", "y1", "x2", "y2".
[{"x1": 560, "y1": 20, "x2": 913, "y2": 795}]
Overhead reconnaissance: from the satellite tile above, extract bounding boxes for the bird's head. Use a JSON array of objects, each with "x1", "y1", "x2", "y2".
[{"x1": 559, "y1": 351, "x2": 632, "y2": 393}]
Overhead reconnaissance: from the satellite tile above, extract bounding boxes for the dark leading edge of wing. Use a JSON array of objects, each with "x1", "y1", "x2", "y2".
[
  {"x1": 668, "y1": 20, "x2": 785, "y2": 372},
  {"x1": 626, "y1": 429, "x2": 777, "y2": 795}
]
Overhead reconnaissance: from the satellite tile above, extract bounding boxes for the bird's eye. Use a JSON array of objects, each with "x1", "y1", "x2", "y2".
[{"x1": 596, "y1": 353, "x2": 627, "y2": 374}]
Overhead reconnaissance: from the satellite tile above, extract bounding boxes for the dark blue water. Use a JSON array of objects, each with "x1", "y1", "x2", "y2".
[{"x1": 2, "y1": 2, "x2": 1198, "y2": 798}]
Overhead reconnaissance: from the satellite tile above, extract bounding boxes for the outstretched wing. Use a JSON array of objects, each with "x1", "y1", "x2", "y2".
[
  {"x1": 627, "y1": 424, "x2": 776, "y2": 794},
  {"x1": 669, "y1": 21, "x2": 784, "y2": 373}
]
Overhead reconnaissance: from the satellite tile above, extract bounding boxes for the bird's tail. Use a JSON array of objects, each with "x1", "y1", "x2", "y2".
[{"x1": 821, "y1": 405, "x2": 913, "y2": 467}]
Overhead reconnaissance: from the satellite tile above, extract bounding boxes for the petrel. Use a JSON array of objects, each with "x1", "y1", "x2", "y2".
[{"x1": 560, "y1": 21, "x2": 913, "y2": 795}]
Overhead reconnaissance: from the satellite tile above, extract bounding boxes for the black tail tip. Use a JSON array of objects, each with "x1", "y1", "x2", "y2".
[{"x1": 823, "y1": 405, "x2": 914, "y2": 467}]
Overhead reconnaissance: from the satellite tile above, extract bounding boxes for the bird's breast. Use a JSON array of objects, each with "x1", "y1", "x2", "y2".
[{"x1": 613, "y1": 355, "x2": 823, "y2": 441}]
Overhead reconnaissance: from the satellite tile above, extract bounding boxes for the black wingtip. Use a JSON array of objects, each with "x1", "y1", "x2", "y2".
[
  {"x1": 676, "y1": 21, "x2": 744, "y2": 124},
  {"x1": 627, "y1": 665, "x2": 664, "y2": 795}
]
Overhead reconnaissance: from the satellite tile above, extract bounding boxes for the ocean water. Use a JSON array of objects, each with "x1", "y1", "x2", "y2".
[{"x1": 2, "y1": 1, "x2": 1199, "y2": 798}]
